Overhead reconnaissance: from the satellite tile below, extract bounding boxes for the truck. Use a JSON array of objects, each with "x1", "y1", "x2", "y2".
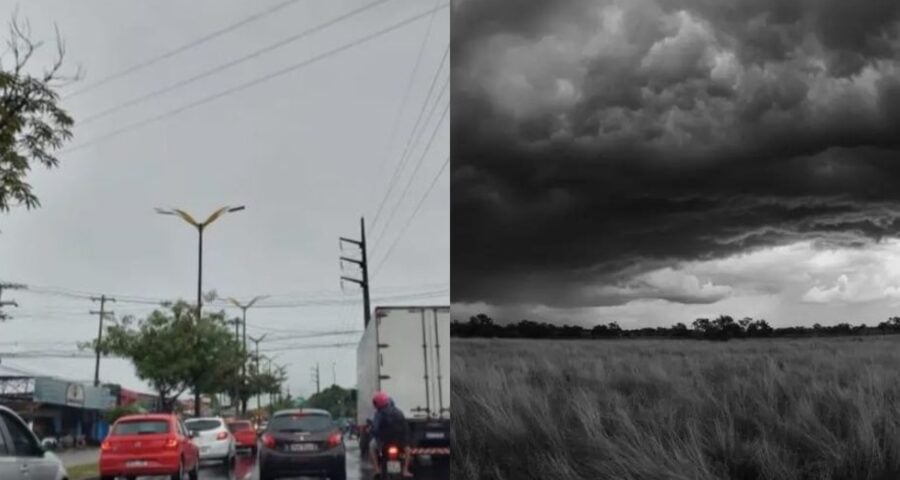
[{"x1": 357, "y1": 306, "x2": 450, "y2": 461}]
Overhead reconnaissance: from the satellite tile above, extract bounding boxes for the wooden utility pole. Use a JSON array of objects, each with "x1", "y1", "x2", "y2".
[{"x1": 90, "y1": 295, "x2": 115, "y2": 387}]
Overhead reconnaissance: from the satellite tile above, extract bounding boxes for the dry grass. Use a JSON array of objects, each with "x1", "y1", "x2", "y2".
[{"x1": 451, "y1": 337, "x2": 900, "y2": 480}]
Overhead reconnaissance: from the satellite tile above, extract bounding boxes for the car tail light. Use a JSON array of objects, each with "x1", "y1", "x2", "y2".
[
  {"x1": 262, "y1": 433, "x2": 276, "y2": 449},
  {"x1": 327, "y1": 433, "x2": 342, "y2": 448},
  {"x1": 164, "y1": 438, "x2": 179, "y2": 449},
  {"x1": 387, "y1": 445, "x2": 399, "y2": 459},
  {"x1": 101, "y1": 440, "x2": 112, "y2": 452},
  {"x1": 217, "y1": 431, "x2": 228, "y2": 440}
]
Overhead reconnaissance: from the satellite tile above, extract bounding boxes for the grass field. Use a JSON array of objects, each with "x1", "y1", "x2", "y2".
[{"x1": 452, "y1": 337, "x2": 900, "y2": 480}]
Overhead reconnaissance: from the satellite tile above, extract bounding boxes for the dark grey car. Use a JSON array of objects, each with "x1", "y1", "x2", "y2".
[{"x1": 258, "y1": 408, "x2": 346, "y2": 480}]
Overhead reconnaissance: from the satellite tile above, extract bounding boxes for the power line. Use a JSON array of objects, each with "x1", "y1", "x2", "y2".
[
  {"x1": 263, "y1": 330, "x2": 363, "y2": 343},
  {"x1": 373, "y1": 154, "x2": 449, "y2": 277},
  {"x1": 14, "y1": 282, "x2": 447, "y2": 307},
  {"x1": 369, "y1": 42, "x2": 449, "y2": 234},
  {"x1": 263, "y1": 342, "x2": 357, "y2": 353},
  {"x1": 78, "y1": 0, "x2": 394, "y2": 125},
  {"x1": 368, "y1": 0, "x2": 443, "y2": 206},
  {"x1": 370, "y1": 93, "x2": 449, "y2": 252},
  {"x1": 61, "y1": 3, "x2": 450, "y2": 155},
  {"x1": 62, "y1": 0, "x2": 303, "y2": 99},
  {"x1": 249, "y1": 289, "x2": 448, "y2": 308}
]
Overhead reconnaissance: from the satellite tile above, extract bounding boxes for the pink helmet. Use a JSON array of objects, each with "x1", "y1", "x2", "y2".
[{"x1": 372, "y1": 391, "x2": 391, "y2": 409}]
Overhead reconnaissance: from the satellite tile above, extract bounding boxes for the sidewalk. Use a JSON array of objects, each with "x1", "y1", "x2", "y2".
[{"x1": 55, "y1": 447, "x2": 99, "y2": 467}]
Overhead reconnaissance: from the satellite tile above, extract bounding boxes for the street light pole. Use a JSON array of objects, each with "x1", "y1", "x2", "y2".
[
  {"x1": 156, "y1": 205, "x2": 245, "y2": 417},
  {"x1": 229, "y1": 296, "x2": 267, "y2": 416},
  {"x1": 249, "y1": 334, "x2": 266, "y2": 414}
]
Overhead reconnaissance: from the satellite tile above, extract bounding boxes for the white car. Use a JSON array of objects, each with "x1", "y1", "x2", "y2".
[
  {"x1": 185, "y1": 417, "x2": 236, "y2": 467},
  {"x1": 0, "y1": 405, "x2": 68, "y2": 480}
]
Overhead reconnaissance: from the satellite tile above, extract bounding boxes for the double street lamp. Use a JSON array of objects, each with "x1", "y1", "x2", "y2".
[
  {"x1": 156, "y1": 205, "x2": 245, "y2": 416},
  {"x1": 229, "y1": 295, "x2": 267, "y2": 415},
  {"x1": 155, "y1": 206, "x2": 245, "y2": 318}
]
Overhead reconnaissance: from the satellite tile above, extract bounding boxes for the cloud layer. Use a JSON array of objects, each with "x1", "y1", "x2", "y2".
[{"x1": 452, "y1": 0, "x2": 900, "y2": 310}]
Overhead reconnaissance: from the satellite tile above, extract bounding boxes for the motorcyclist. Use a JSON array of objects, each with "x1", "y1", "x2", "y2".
[{"x1": 369, "y1": 391, "x2": 413, "y2": 478}]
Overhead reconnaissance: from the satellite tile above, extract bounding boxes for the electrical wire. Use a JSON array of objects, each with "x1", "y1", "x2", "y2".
[
  {"x1": 10, "y1": 282, "x2": 447, "y2": 307},
  {"x1": 372, "y1": 154, "x2": 449, "y2": 277},
  {"x1": 369, "y1": 43, "x2": 449, "y2": 233},
  {"x1": 370, "y1": 93, "x2": 449, "y2": 252},
  {"x1": 62, "y1": 0, "x2": 303, "y2": 99},
  {"x1": 60, "y1": 3, "x2": 450, "y2": 155},
  {"x1": 249, "y1": 289, "x2": 448, "y2": 308},
  {"x1": 367, "y1": 0, "x2": 443, "y2": 209},
  {"x1": 78, "y1": 0, "x2": 394, "y2": 125},
  {"x1": 264, "y1": 330, "x2": 363, "y2": 343}
]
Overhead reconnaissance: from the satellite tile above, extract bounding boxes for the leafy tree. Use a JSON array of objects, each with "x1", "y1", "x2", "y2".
[
  {"x1": 104, "y1": 404, "x2": 143, "y2": 424},
  {"x1": 0, "y1": 13, "x2": 78, "y2": 212},
  {"x1": 304, "y1": 385, "x2": 357, "y2": 419},
  {"x1": 671, "y1": 322, "x2": 689, "y2": 337},
  {"x1": 85, "y1": 301, "x2": 244, "y2": 416}
]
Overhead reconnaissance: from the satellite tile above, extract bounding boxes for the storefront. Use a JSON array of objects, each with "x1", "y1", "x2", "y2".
[{"x1": 31, "y1": 377, "x2": 117, "y2": 444}]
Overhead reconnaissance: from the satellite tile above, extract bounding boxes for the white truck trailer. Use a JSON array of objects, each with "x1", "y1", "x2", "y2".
[{"x1": 357, "y1": 306, "x2": 450, "y2": 458}]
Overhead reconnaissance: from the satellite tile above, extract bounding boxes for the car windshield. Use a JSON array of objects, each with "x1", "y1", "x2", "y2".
[
  {"x1": 113, "y1": 420, "x2": 169, "y2": 435},
  {"x1": 185, "y1": 419, "x2": 222, "y2": 431},
  {"x1": 228, "y1": 422, "x2": 251, "y2": 432},
  {"x1": 269, "y1": 414, "x2": 333, "y2": 432}
]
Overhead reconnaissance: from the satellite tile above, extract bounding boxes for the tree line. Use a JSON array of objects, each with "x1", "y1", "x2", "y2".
[{"x1": 451, "y1": 314, "x2": 900, "y2": 341}]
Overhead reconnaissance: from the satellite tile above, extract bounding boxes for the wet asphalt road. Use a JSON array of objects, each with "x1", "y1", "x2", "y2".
[{"x1": 110, "y1": 439, "x2": 449, "y2": 480}]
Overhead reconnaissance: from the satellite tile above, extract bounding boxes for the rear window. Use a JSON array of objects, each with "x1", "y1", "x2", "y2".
[
  {"x1": 113, "y1": 420, "x2": 169, "y2": 435},
  {"x1": 185, "y1": 419, "x2": 222, "y2": 432},
  {"x1": 228, "y1": 422, "x2": 251, "y2": 432},
  {"x1": 269, "y1": 414, "x2": 333, "y2": 432}
]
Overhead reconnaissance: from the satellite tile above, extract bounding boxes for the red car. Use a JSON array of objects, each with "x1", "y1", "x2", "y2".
[
  {"x1": 227, "y1": 419, "x2": 258, "y2": 453},
  {"x1": 99, "y1": 413, "x2": 200, "y2": 480}
]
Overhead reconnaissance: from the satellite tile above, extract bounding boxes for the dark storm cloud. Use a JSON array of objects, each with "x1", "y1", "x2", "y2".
[{"x1": 451, "y1": 0, "x2": 900, "y2": 307}]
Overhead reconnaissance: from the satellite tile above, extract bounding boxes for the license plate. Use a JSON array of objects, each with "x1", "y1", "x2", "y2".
[
  {"x1": 126, "y1": 460, "x2": 147, "y2": 468},
  {"x1": 290, "y1": 443, "x2": 317, "y2": 452},
  {"x1": 387, "y1": 461, "x2": 402, "y2": 474},
  {"x1": 426, "y1": 432, "x2": 445, "y2": 439}
]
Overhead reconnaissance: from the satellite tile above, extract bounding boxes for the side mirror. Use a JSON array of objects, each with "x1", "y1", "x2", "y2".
[{"x1": 189, "y1": 430, "x2": 198, "y2": 438}]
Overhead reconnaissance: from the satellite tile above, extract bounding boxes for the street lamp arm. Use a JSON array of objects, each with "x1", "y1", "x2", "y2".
[
  {"x1": 202, "y1": 206, "x2": 232, "y2": 227},
  {"x1": 172, "y1": 209, "x2": 202, "y2": 227},
  {"x1": 247, "y1": 295, "x2": 268, "y2": 308}
]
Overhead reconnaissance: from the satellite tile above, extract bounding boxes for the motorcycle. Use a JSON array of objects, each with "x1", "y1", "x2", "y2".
[{"x1": 378, "y1": 443, "x2": 407, "y2": 479}]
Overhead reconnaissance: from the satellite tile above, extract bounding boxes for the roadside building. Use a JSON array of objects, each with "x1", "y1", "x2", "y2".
[
  {"x1": 105, "y1": 383, "x2": 161, "y2": 411},
  {"x1": 0, "y1": 364, "x2": 116, "y2": 445}
]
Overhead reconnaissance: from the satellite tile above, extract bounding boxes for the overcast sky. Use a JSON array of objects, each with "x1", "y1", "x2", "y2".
[
  {"x1": 452, "y1": 0, "x2": 900, "y2": 328},
  {"x1": 0, "y1": 0, "x2": 449, "y2": 400}
]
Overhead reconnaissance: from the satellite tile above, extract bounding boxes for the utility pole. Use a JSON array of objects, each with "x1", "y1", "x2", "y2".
[
  {"x1": 249, "y1": 335, "x2": 266, "y2": 413},
  {"x1": 0, "y1": 283, "x2": 25, "y2": 321},
  {"x1": 231, "y1": 318, "x2": 247, "y2": 413},
  {"x1": 311, "y1": 363, "x2": 321, "y2": 395},
  {"x1": 332, "y1": 362, "x2": 336, "y2": 386},
  {"x1": 90, "y1": 295, "x2": 115, "y2": 387},
  {"x1": 339, "y1": 217, "x2": 371, "y2": 327}
]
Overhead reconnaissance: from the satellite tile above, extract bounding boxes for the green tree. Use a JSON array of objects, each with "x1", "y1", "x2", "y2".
[
  {"x1": 305, "y1": 385, "x2": 357, "y2": 419},
  {"x1": 104, "y1": 404, "x2": 143, "y2": 424},
  {"x1": 0, "y1": 13, "x2": 77, "y2": 212},
  {"x1": 85, "y1": 301, "x2": 244, "y2": 415}
]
